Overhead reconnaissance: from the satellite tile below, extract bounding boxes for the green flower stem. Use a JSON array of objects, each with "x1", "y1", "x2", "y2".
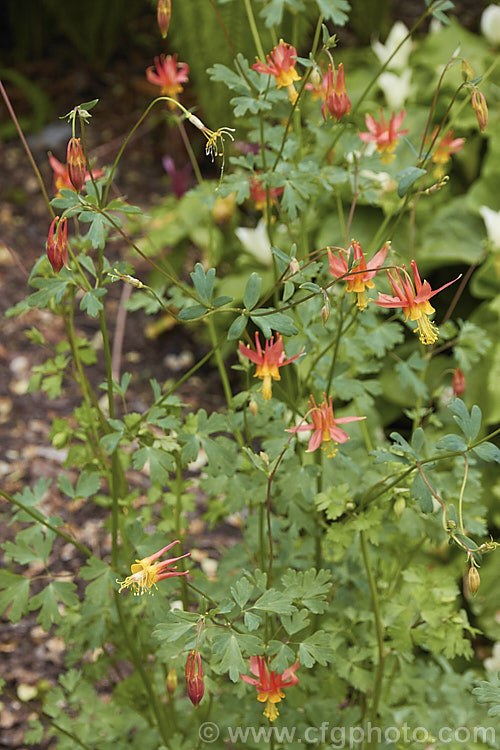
[
  {"x1": 457, "y1": 454, "x2": 469, "y2": 536},
  {"x1": 78, "y1": 113, "x2": 100, "y2": 205},
  {"x1": 243, "y1": 0, "x2": 265, "y2": 61},
  {"x1": 176, "y1": 117, "x2": 204, "y2": 185},
  {"x1": 175, "y1": 454, "x2": 189, "y2": 610},
  {"x1": 207, "y1": 317, "x2": 233, "y2": 410},
  {"x1": 325, "y1": 295, "x2": 345, "y2": 397},
  {"x1": 271, "y1": 68, "x2": 312, "y2": 173},
  {"x1": 0, "y1": 78, "x2": 54, "y2": 219},
  {"x1": 114, "y1": 592, "x2": 171, "y2": 745},
  {"x1": 259, "y1": 503, "x2": 266, "y2": 572},
  {"x1": 0, "y1": 489, "x2": 92, "y2": 557},
  {"x1": 359, "y1": 530, "x2": 386, "y2": 734},
  {"x1": 415, "y1": 461, "x2": 448, "y2": 532}
]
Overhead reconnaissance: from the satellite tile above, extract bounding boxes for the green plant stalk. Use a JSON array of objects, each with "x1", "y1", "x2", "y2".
[
  {"x1": 359, "y1": 530, "x2": 385, "y2": 734},
  {"x1": 114, "y1": 592, "x2": 171, "y2": 745},
  {"x1": 0, "y1": 489, "x2": 92, "y2": 557},
  {"x1": 175, "y1": 454, "x2": 189, "y2": 610},
  {"x1": 259, "y1": 503, "x2": 266, "y2": 572},
  {"x1": 457, "y1": 454, "x2": 469, "y2": 536},
  {"x1": 325, "y1": 295, "x2": 345, "y2": 396},
  {"x1": 96, "y1": 245, "x2": 123, "y2": 569},
  {"x1": 243, "y1": 0, "x2": 265, "y2": 60},
  {"x1": 207, "y1": 317, "x2": 234, "y2": 410},
  {"x1": 78, "y1": 113, "x2": 101, "y2": 205},
  {"x1": 176, "y1": 117, "x2": 204, "y2": 185}
]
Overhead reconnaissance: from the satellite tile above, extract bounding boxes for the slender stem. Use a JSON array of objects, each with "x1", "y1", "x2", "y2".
[
  {"x1": 175, "y1": 454, "x2": 189, "y2": 610},
  {"x1": 266, "y1": 474, "x2": 274, "y2": 586},
  {"x1": 207, "y1": 317, "x2": 233, "y2": 409},
  {"x1": 0, "y1": 78, "x2": 54, "y2": 218},
  {"x1": 259, "y1": 503, "x2": 266, "y2": 572},
  {"x1": 325, "y1": 295, "x2": 345, "y2": 396},
  {"x1": 359, "y1": 530, "x2": 385, "y2": 732},
  {"x1": 176, "y1": 118, "x2": 204, "y2": 185},
  {"x1": 0, "y1": 489, "x2": 92, "y2": 557},
  {"x1": 243, "y1": 0, "x2": 265, "y2": 60},
  {"x1": 114, "y1": 592, "x2": 171, "y2": 745},
  {"x1": 415, "y1": 461, "x2": 448, "y2": 531},
  {"x1": 457, "y1": 454, "x2": 469, "y2": 536}
]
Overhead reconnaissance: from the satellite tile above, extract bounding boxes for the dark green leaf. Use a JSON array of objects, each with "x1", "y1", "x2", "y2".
[
  {"x1": 397, "y1": 167, "x2": 426, "y2": 198},
  {"x1": 473, "y1": 442, "x2": 500, "y2": 463},
  {"x1": 190, "y1": 263, "x2": 215, "y2": 304},
  {"x1": 244, "y1": 273, "x2": 262, "y2": 311},
  {"x1": 178, "y1": 304, "x2": 207, "y2": 320},
  {"x1": 227, "y1": 315, "x2": 247, "y2": 341},
  {"x1": 412, "y1": 472, "x2": 433, "y2": 513},
  {"x1": 80, "y1": 288, "x2": 106, "y2": 317}
]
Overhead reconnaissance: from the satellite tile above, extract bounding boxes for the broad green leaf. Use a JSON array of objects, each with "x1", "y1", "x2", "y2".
[
  {"x1": 435, "y1": 434, "x2": 468, "y2": 452},
  {"x1": 153, "y1": 612, "x2": 200, "y2": 643},
  {"x1": 397, "y1": 167, "x2": 426, "y2": 198},
  {"x1": 190, "y1": 263, "x2": 215, "y2": 304},
  {"x1": 132, "y1": 446, "x2": 175, "y2": 485},
  {"x1": 411, "y1": 472, "x2": 433, "y2": 514},
  {"x1": 227, "y1": 314, "x2": 247, "y2": 341},
  {"x1": 253, "y1": 589, "x2": 296, "y2": 615},
  {"x1": 75, "y1": 471, "x2": 101, "y2": 498},
  {"x1": 298, "y1": 631, "x2": 335, "y2": 667},
  {"x1": 243, "y1": 272, "x2": 262, "y2": 310},
  {"x1": 473, "y1": 442, "x2": 500, "y2": 462},
  {"x1": 80, "y1": 288, "x2": 106, "y2": 317},
  {"x1": 0, "y1": 571, "x2": 30, "y2": 622},
  {"x1": 178, "y1": 304, "x2": 207, "y2": 320},
  {"x1": 231, "y1": 577, "x2": 253, "y2": 608}
]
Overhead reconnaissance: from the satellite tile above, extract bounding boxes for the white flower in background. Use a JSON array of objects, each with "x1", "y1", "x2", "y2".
[
  {"x1": 236, "y1": 218, "x2": 272, "y2": 265},
  {"x1": 484, "y1": 642, "x2": 500, "y2": 672},
  {"x1": 429, "y1": 18, "x2": 443, "y2": 34},
  {"x1": 378, "y1": 69, "x2": 412, "y2": 109},
  {"x1": 479, "y1": 206, "x2": 500, "y2": 249},
  {"x1": 359, "y1": 169, "x2": 397, "y2": 193},
  {"x1": 481, "y1": 4, "x2": 500, "y2": 45},
  {"x1": 372, "y1": 21, "x2": 412, "y2": 70}
]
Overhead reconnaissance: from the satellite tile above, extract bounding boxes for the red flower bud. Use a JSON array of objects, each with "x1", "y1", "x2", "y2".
[
  {"x1": 471, "y1": 90, "x2": 488, "y2": 132},
  {"x1": 185, "y1": 650, "x2": 204, "y2": 707},
  {"x1": 47, "y1": 216, "x2": 69, "y2": 273},
  {"x1": 157, "y1": 0, "x2": 171, "y2": 38},
  {"x1": 452, "y1": 368, "x2": 466, "y2": 396},
  {"x1": 66, "y1": 138, "x2": 86, "y2": 192}
]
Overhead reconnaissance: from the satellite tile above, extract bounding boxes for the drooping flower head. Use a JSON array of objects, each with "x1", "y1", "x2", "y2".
[
  {"x1": 241, "y1": 656, "x2": 299, "y2": 722},
  {"x1": 374, "y1": 260, "x2": 460, "y2": 345},
  {"x1": 66, "y1": 137, "x2": 86, "y2": 192},
  {"x1": 287, "y1": 393, "x2": 365, "y2": 456},
  {"x1": 249, "y1": 174, "x2": 284, "y2": 212},
  {"x1": 328, "y1": 240, "x2": 389, "y2": 310},
  {"x1": 358, "y1": 109, "x2": 408, "y2": 164},
  {"x1": 321, "y1": 62, "x2": 351, "y2": 122},
  {"x1": 47, "y1": 216, "x2": 68, "y2": 273},
  {"x1": 185, "y1": 650, "x2": 204, "y2": 706},
  {"x1": 239, "y1": 333, "x2": 302, "y2": 400},
  {"x1": 117, "y1": 540, "x2": 190, "y2": 595},
  {"x1": 48, "y1": 153, "x2": 102, "y2": 196},
  {"x1": 146, "y1": 54, "x2": 189, "y2": 107},
  {"x1": 471, "y1": 90, "x2": 488, "y2": 132},
  {"x1": 157, "y1": 0, "x2": 171, "y2": 38},
  {"x1": 252, "y1": 40, "x2": 301, "y2": 104},
  {"x1": 428, "y1": 128, "x2": 465, "y2": 178}
]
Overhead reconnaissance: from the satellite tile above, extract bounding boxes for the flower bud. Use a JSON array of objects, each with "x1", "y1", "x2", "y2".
[
  {"x1": 157, "y1": 0, "x2": 171, "y2": 38},
  {"x1": 185, "y1": 650, "x2": 204, "y2": 707},
  {"x1": 289, "y1": 257, "x2": 300, "y2": 275},
  {"x1": 47, "y1": 216, "x2": 69, "y2": 273},
  {"x1": 461, "y1": 59, "x2": 474, "y2": 82},
  {"x1": 467, "y1": 565, "x2": 480, "y2": 597},
  {"x1": 166, "y1": 667, "x2": 178, "y2": 696},
  {"x1": 471, "y1": 90, "x2": 488, "y2": 132},
  {"x1": 249, "y1": 399, "x2": 258, "y2": 416},
  {"x1": 321, "y1": 303, "x2": 330, "y2": 326},
  {"x1": 481, "y1": 4, "x2": 500, "y2": 46},
  {"x1": 66, "y1": 137, "x2": 86, "y2": 192},
  {"x1": 452, "y1": 368, "x2": 465, "y2": 396}
]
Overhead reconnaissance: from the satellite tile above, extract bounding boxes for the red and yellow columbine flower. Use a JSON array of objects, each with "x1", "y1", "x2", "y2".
[
  {"x1": 117, "y1": 540, "x2": 190, "y2": 595},
  {"x1": 288, "y1": 393, "x2": 365, "y2": 456},
  {"x1": 249, "y1": 175, "x2": 284, "y2": 212},
  {"x1": 66, "y1": 137, "x2": 86, "y2": 192},
  {"x1": 358, "y1": 108, "x2": 408, "y2": 164},
  {"x1": 146, "y1": 54, "x2": 189, "y2": 107},
  {"x1": 239, "y1": 333, "x2": 302, "y2": 400},
  {"x1": 428, "y1": 128, "x2": 465, "y2": 178},
  {"x1": 328, "y1": 240, "x2": 389, "y2": 310},
  {"x1": 252, "y1": 40, "x2": 301, "y2": 104},
  {"x1": 241, "y1": 656, "x2": 299, "y2": 722},
  {"x1": 374, "y1": 259, "x2": 460, "y2": 345},
  {"x1": 185, "y1": 650, "x2": 204, "y2": 706},
  {"x1": 47, "y1": 216, "x2": 68, "y2": 273},
  {"x1": 321, "y1": 63, "x2": 351, "y2": 122}
]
